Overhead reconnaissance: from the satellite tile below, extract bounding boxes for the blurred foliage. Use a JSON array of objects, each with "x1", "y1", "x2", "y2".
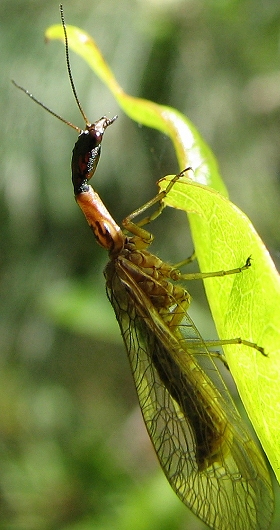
[{"x1": 1, "y1": 0, "x2": 280, "y2": 529}]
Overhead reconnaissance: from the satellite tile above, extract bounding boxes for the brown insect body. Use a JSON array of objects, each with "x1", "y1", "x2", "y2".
[
  {"x1": 68, "y1": 88, "x2": 273, "y2": 530},
  {"x1": 101, "y1": 237, "x2": 272, "y2": 529}
]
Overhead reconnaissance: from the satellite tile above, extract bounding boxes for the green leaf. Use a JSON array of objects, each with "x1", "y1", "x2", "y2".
[
  {"x1": 159, "y1": 174, "x2": 280, "y2": 483},
  {"x1": 46, "y1": 24, "x2": 280, "y2": 482}
]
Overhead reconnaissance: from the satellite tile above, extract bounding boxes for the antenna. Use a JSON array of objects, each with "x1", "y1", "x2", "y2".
[
  {"x1": 59, "y1": 4, "x2": 90, "y2": 127},
  {"x1": 12, "y1": 4, "x2": 92, "y2": 133},
  {"x1": 12, "y1": 80, "x2": 82, "y2": 132}
]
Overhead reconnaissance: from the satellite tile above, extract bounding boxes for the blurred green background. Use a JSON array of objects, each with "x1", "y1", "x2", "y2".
[{"x1": 1, "y1": 0, "x2": 280, "y2": 528}]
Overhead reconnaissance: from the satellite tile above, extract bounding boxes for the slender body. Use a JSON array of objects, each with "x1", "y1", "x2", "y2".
[{"x1": 76, "y1": 169, "x2": 273, "y2": 529}]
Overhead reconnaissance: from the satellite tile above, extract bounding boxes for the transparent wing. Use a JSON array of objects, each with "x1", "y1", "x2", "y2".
[{"x1": 105, "y1": 259, "x2": 273, "y2": 530}]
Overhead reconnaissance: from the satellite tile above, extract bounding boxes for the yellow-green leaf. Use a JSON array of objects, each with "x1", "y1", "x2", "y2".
[{"x1": 159, "y1": 175, "x2": 280, "y2": 482}]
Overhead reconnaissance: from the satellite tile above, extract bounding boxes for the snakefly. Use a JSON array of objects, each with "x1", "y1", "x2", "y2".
[{"x1": 13, "y1": 5, "x2": 273, "y2": 529}]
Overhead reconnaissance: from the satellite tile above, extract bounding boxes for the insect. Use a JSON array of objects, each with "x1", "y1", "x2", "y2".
[{"x1": 13, "y1": 5, "x2": 274, "y2": 530}]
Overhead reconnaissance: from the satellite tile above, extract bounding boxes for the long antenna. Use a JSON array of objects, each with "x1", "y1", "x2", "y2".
[
  {"x1": 12, "y1": 4, "x2": 92, "y2": 133},
  {"x1": 12, "y1": 80, "x2": 82, "y2": 132},
  {"x1": 59, "y1": 4, "x2": 90, "y2": 127}
]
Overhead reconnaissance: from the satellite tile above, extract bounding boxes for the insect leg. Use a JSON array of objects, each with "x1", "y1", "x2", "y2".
[
  {"x1": 168, "y1": 294, "x2": 266, "y2": 355},
  {"x1": 196, "y1": 338, "x2": 266, "y2": 355},
  {"x1": 172, "y1": 256, "x2": 252, "y2": 281},
  {"x1": 156, "y1": 257, "x2": 266, "y2": 355},
  {"x1": 122, "y1": 168, "x2": 192, "y2": 242},
  {"x1": 172, "y1": 250, "x2": 196, "y2": 269}
]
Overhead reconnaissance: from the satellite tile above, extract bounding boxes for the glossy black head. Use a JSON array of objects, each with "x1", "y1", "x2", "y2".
[{"x1": 71, "y1": 116, "x2": 118, "y2": 195}]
